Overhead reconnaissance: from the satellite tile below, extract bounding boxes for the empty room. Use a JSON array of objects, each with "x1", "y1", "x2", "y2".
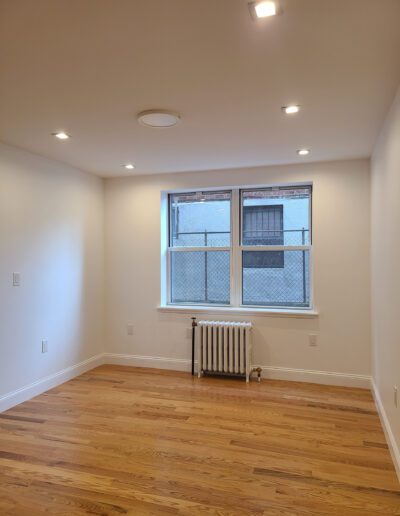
[{"x1": 1, "y1": 0, "x2": 400, "y2": 514}]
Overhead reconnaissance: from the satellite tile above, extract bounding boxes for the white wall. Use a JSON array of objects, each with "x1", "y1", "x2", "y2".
[
  {"x1": 105, "y1": 159, "x2": 371, "y2": 386},
  {"x1": 371, "y1": 86, "x2": 400, "y2": 475},
  {"x1": 0, "y1": 142, "x2": 104, "y2": 407}
]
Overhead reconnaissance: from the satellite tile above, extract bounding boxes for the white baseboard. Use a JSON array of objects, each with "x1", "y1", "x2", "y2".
[
  {"x1": 0, "y1": 354, "x2": 104, "y2": 413},
  {"x1": 0, "y1": 352, "x2": 372, "y2": 412},
  {"x1": 104, "y1": 353, "x2": 192, "y2": 372},
  {"x1": 103, "y1": 353, "x2": 371, "y2": 388},
  {"x1": 260, "y1": 365, "x2": 371, "y2": 388},
  {"x1": 371, "y1": 379, "x2": 400, "y2": 483}
]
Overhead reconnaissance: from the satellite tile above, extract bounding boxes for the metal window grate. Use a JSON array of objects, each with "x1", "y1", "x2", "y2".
[
  {"x1": 171, "y1": 251, "x2": 230, "y2": 305},
  {"x1": 243, "y1": 250, "x2": 310, "y2": 307}
]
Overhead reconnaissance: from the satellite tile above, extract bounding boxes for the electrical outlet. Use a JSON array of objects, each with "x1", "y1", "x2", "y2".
[
  {"x1": 394, "y1": 385, "x2": 398, "y2": 408},
  {"x1": 13, "y1": 272, "x2": 21, "y2": 287},
  {"x1": 41, "y1": 340, "x2": 48, "y2": 354},
  {"x1": 309, "y1": 334, "x2": 317, "y2": 347},
  {"x1": 127, "y1": 324, "x2": 134, "y2": 336}
]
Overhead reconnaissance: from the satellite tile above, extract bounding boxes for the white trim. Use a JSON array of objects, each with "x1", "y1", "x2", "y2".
[
  {"x1": 158, "y1": 304, "x2": 318, "y2": 318},
  {"x1": 162, "y1": 181, "x2": 313, "y2": 195},
  {"x1": 0, "y1": 354, "x2": 104, "y2": 413},
  {"x1": 104, "y1": 353, "x2": 192, "y2": 372},
  {"x1": 239, "y1": 245, "x2": 309, "y2": 252},
  {"x1": 371, "y1": 379, "x2": 400, "y2": 483},
  {"x1": 169, "y1": 246, "x2": 231, "y2": 252},
  {"x1": 231, "y1": 188, "x2": 240, "y2": 306},
  {"x1": 103, "y1": 353, "x2": 369, "y2": 388},
  {"x1": 260, "y1": 365, "x2": 371, "y2": 388},
  {"x1": 163, "y1": 184, "x2": 314, "y2": 311},
  {"x1": 160, "y1": 191, "x2": 169, "y2": 306},
  {"x1": 0, "y1": 353, "x2": 375, "y2": 432},
  {"x1": 308, "y1": 245, "x2": 314, "y2": 310}
]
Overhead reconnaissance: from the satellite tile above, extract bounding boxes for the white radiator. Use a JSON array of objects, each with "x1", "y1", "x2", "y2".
[{"x1": 197, "y1": 321, "x2": 253, "y2": 382}]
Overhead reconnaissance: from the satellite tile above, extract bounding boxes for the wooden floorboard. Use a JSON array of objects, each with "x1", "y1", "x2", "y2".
[{"x1": 0, "y1": 365, "x2": 399, "y2": 515}]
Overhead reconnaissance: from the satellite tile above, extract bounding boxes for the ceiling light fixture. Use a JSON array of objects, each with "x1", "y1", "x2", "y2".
[
  {"x1": 137, "y1": 109, "x2": 181, "y2": 128},
  {"x1": 249, "y1": 1, "x2": 279, "y2": 19},
  {"x1": 52, "y1": 131, "x2": 70, "y2": 140},
  {"x1": 124, "y1": 163, "x2": 135, "y2": 170},
  {"x1": 282, "y1": 105, "x2": 300, "y2": 115},
  {"x1": 297, "y1": 149, "x2": 310, "y2": 156}
]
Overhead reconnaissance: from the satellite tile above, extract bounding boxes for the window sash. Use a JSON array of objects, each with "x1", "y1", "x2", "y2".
[
  {"x1": 169, "y1": 190, "x2": 232, "y2": 248},
  {"x1": 240, "y1": 186, "x2": 312, "y2": 247},
  {"x1": 167, "y1": 248, "x2": 232, "y2": 307},
  {"x1": 167, "y1": 185, "x2": 312, "y2": 309}
]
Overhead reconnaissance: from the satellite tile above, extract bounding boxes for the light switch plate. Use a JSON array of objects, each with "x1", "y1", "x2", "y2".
[
  {"x1": 309, "y1": 334, "x2": 317, "y2": 347},
  {"x1": 13, "y1": 272, "x2": 21, "y2": 287}
]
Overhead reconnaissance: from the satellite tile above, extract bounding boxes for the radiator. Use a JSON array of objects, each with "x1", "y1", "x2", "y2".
[{"x1": 197, "y1": 321, "x2": 253, "y2": 382}]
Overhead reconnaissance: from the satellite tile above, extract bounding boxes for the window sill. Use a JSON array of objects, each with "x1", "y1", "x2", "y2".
[{"x1": 157, "y1": 305, "x2": 319, "y2": 318}]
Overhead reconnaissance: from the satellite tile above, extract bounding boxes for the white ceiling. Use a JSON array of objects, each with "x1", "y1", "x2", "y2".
[{"x1": 0, "y1": 0, "x2": 400, "y2": 177}]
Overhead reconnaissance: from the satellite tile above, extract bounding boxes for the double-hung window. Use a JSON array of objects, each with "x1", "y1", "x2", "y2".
[
  {"x1": 169, "y1": 191, "x2": 232, "y2": 305},
  {"x1": 166, "y1": 184, "x2": 312, "y2": 310}
]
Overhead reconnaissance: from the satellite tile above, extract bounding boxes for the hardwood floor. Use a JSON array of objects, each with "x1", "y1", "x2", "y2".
[{"x1": 0, "y1": 365, "x2": 399, "y2": 515}]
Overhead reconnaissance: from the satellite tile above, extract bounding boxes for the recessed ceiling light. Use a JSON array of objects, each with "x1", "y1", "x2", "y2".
[
  {"x1": 249, "y1": 1, "x2": 278, "y2": 19},
  {"x1": 137, "y1": 110, "x2": 181, "y2": 128},
  {"x1": 124, "y1": 163, "x2": 135, "y2": 170},
  {"x1": 282, "y1": 105, "x2": 300, "y2": 115},
  {"x1": 297, "y1": 149, "x2": 310, "y2": 156},
  {"x1": 52, "y1": 131, "x2": 70, "y2": 140}
]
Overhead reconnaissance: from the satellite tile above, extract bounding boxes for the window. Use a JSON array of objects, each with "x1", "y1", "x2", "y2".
[{"x1": 166, "y1": 185, "x2": 312, "y2": 310}]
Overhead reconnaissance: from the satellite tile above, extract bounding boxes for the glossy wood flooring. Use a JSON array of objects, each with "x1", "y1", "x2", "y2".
[{"x1": 0, "y1": 365, "x2": 399, "y2": 515}]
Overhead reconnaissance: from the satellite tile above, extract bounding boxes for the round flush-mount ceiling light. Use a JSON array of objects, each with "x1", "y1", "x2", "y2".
[{"x1": 137, "y1": 109, "x2": 181, "y2": 128}]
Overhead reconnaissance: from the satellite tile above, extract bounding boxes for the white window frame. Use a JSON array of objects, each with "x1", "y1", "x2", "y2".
[{"x1": 160, "y1": 182, "x2": 314, "y2": 314}]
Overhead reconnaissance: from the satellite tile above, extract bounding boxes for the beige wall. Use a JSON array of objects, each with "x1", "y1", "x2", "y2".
[
  {"x1": 0, "y1": 142, "x2": 104, "y2": 402},
  {"x1": 105, "y1": 159, "x2": 371, "y2": 385},
  {"x1": 371, "y1": 86, "x2": 400, "y2": 471}
]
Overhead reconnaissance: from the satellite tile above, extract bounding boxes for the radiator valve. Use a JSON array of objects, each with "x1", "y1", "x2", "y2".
[{"x1": 252, "y1": 367, "x2": 262, "y2": 382}]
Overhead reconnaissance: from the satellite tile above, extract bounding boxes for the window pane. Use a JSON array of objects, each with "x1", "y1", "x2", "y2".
[
  {"x1": 170, "y1": 191, "x2": 231, "y2": 247},
  {"x1": 242, "y1": 186, "x2": 311, "y2": 246},
  {"x1": 242, "y1": 250, "x2": 310, "y2": 307},
  {"x1": 171, "y1": 251, "x2": 230, "y2": 304}
]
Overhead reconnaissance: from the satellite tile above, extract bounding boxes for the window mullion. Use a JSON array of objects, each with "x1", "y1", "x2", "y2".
[
  {"x1": 231, "y1": 189, "x2": 240, "y2": 307},
  {"x1": 166, "y1": 248, "x2": 171, "y2": 304},
  {"x1": 239, "y1": 245, "x2": 310, "y2": 252},
  {"x1": 168, "y1": 246, "x2": 231, "y2": 252}
]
